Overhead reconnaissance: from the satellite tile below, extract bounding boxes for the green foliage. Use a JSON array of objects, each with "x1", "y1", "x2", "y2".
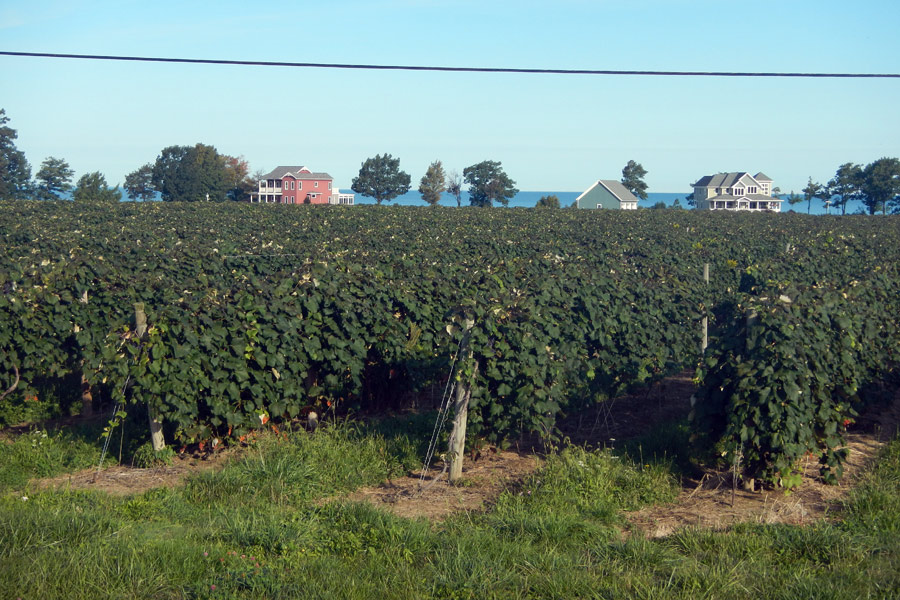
[
  {"x1": 0, "y1": 108, "x2": 31, "y2": 200},
  {"x1": 826, "y1": 162, "x2": 863, "y2": 216},
  {"x1": 351, "y1": 153, "x2": 411, "y2": 204},
  {"x1": 693, "y1": 264, "x2": 900, "y2": 487},
  {"x1": 132, "y1": 442, "x2": 175, "y2": 468},
  {"x1": 34, "y1": 157, "x2": 74, "y2": 201},
  {"x1": 802, "y1": 177, "x2": 824, "y2": 215},
  {"x1": 860, "y1": 156, "x2": 900, "y2": 215},
  {"x1": 535, "y1": 194, "x2": 560, "y2": 209},
  {"x1": 151, "y1": 143, "x2": 231, "y2": 202},
  {"x1": 418, "y1": 159, "x2": 446, "y2": 206},
  {"x1": 463, "y1": 160, "x2": 518, "y2": 207},
  {"x1": 621, "y1": 159, "x2": 649, "y2": 200},
  {"x1": 72, "y1": 171, "x2": 121, "y2": 203},
  {"x1": 123, "y1": 163, "x2": 156, "y2": 202},
  {"x1": 0, "y1": 201, "x2": 899, "y2": 482}
]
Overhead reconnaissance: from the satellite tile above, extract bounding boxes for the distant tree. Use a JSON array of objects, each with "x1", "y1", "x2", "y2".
[
  {"x1": 223, "y1": 155, "x2": 254, "y2": 201},
  {"x1": 35, "y1": 156, "x2": 74, "y2": 200},
  {"x1": 685, "y1": 192, "x2": 696, "y2": 208},
  {"x1": 418, "y1": 160, "x2": 446, "y2": 206},
  {"x1": 672, "y1": 197, "x2": 684, "y2": 209},
  {"x1": 650, "y1": 201, "x2": 667, "y2": 209},
  {"x1": 73, "y1": 172, "x2": 122, "y2": 203},
  {"x1": 351, "y1": 153, "x2": 411, "y2": 204},
  {"x1": 463, "y1": 160, "x2": 518, "y2": 207},
  {"x1": 825, "y1": 163, "x2": 863, "y2": 215},
  {"x1": 124, "y1": 164, "x2": 156, "y2": 202},
  {"x1": 446, "y1": 170, "x2": 463, "y2": 207},
  {"x1": 536, "y1": 194, "x2": 560, "y2": 209},
  {"x1": 0, "y1": 108, "x2": 32, "y2": 200},
  {"x1": 802, "y1": 178, "x2": 824, "y2": 214},
  {"x1": 787, "y1": 190, "x2": 803, "y2": 209},
  {"x1": 621, "y1": 160, "x2": 648, "y2": 200},
  {"x1": 151, "y1": 143, "x2": 230, "y2": 202},
  {"x1": 860, "y1": 157, "x2": 900, "y2": 216}
]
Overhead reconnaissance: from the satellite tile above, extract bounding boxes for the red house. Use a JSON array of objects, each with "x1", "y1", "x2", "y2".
[{"x1": 250, "y1": 166, "x2": 354, "y2": 205}]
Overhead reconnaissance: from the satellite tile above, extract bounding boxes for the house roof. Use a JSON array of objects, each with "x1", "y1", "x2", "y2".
[
  {"x1": 693, "y1": 172, "x2": 750, "y2": 188},
  {"x1": 576, "y1": 179, "x2": 639, "y2": 204},
  {"x1": 754, "y1": 172, "x2": 772, "y2": 181},
  {"x1": 261, "y1": 166, "x2": 308, "y2": 179},
  {"x1": 261, "y1": 166, "x2": 333, "y2": 181}
]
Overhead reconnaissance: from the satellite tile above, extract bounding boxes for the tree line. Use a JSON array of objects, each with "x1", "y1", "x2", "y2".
[
  {"x1": 9, "y1": 105, "x2": 892, "y2": 212},
  {"x1": 790, "y1": 159, "x2": 900, "y2": 215},
  {"x1": 1, "y1": 107, "x2": 651, "y2": 208}
]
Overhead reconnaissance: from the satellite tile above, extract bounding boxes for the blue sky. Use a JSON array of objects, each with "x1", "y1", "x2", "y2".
[{"x1": 1, "y1": 0, "x2": 898, "y2": 195}]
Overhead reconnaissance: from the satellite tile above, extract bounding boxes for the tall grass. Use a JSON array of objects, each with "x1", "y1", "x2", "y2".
[{"x1": 0, "y1": 419, "x2": 898, "y2": 599}]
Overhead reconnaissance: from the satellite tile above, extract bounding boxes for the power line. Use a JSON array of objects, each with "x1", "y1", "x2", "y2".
[{"x1": 2, "y1": 50, "x2": 899, "y2": 79}]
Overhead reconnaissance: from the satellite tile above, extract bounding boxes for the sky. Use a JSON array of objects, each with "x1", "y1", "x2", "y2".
[{"x1": 1, "y1": 0, "x2": 898, "y2": 195}]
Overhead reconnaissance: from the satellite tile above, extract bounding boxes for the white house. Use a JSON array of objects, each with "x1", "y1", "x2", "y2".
[{"x1": 692, "y1": 172, "x2": 781, "y2": 212}]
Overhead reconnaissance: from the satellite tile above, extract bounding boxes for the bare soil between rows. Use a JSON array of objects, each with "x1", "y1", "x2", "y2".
[{"x1": 25, "y1": 372, "x2": 900, "y2": 536}]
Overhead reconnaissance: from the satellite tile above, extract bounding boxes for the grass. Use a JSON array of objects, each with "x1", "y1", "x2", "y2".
[{"x1": 0, "y1": 416, "x2": 898, "y2": 599}]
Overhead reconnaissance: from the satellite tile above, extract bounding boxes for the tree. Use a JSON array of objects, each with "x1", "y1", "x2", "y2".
[
  {"x1": 446, "y1": 170, "x2": 463, "y2": 207},
  {"x1": 34, "y1": 156, "x2": 74, "y2": 200},
  {"x1": 73, "y1": 172, "x2": 122, "y2": 203},
  {"x1": 786, "y1": 190, "x2": 803, "y2": 210},
  {"x1": 672, "y1": 197, "x2": 684, "y2": 209},
  {"x1": 124, "y1": 164, "x2": 156, "y2": 202},
  {"x1": 802, "y1": 178, "x2": 824, "y2": 214},
  {"x1": 621, "y1": 160, "x2": 648, "y2": 200},
  {"x1": 463, "y1": 160, "x2": 518, "y2": 207},
  {"x1": 685, "y1": 192, "x2": 696, "y2": 208},
  {"x1": 223, "y1": 155, "x2": 254, "y2": 202},
  {"x1": 860, "y1": 157, "x2": 900, "y2": 216},
  {"x1": 826, "y1": 163, "x2": 863, "y2": 216},
  {"x1": 418, "y1": 160, "x2": 446, "y2": 206},
  {"x1": 0, "y1": 109, "x2": 32, "y2": 200},
  {"x1": 536, "y1": 194, "x2": 560, "y2": 209},
  {"x1": 650, "y1": 201, "x2": 667, "y2": 210},
  {"x1": 351, "y1": 154, "x2": 411, "y2": 204},
  {"x1": 151, "y1": 143, "x2": 230, "y2": 202}
]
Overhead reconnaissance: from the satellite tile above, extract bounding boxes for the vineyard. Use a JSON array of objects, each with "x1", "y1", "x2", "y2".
[{"x1": 1, "y1": 201, "x2": 898, "y2": 487}]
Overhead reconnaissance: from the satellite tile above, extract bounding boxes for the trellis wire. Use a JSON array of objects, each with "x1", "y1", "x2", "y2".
[{"x1": 418, "y1": 337, "x2": 464, "y2": 487}]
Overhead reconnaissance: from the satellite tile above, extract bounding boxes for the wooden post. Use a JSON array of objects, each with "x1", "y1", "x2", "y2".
[
  {"x1": 448, "y1": 324, "x2": 475, "y2": 484},
  {"x1": 701, "y1": 263, "x2": 709, "y2": 354},
  {"x1": 134, "y1": 302, "x2": 166, "y2": 452}
]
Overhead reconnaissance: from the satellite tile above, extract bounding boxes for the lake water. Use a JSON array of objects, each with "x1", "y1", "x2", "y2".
[
  {"x1": 347, "y1": 190, "x2": 689, "y2": 209},
  {"x1": 346, "y1": 190, "x2": 864, "y2": 214}
]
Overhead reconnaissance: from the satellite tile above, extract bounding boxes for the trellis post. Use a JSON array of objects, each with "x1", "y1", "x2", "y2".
[
  {"x1": 134, "y1": 302, "x2": 166, "y2": 452},
  {"x1": 448, "y1": 323, "x2": 476, "y2": 483},
  {"x1": 701, "y1": 263, "x2": 710, "y2": 353}
]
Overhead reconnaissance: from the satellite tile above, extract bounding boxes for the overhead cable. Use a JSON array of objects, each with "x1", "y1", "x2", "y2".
[{"x1": 1, "y1": 51, "x2": 899, "y2": 79}]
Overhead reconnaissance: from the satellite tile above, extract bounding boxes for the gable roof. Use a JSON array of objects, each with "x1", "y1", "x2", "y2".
[
  {"x1": 261, "y1": 166, "x2": 308, "y2": 179},
  {"x1": 693, "y1": 172, "x2": 750, "y2": 189},
  {"x1": 754, "y1": 172, "x2": 772, "y2": 181},
  {"x1": 576, "y1": 179, "x2": 639, "y2": 204}
]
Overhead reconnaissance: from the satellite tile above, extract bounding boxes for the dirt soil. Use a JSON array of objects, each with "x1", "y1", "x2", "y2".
[
  {"x1": 32, "y1": 449, "x2": 235, "y2": 496},
  {"x1": 24, "y1": 372, "x2": 900, "y2": 535}
]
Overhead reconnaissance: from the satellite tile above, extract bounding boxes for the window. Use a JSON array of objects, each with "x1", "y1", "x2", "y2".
[
  {"x1": 328, "y1": 182, "x2": 332, "y2": 190},
  {"x1": 748, "y1": 186, "x2": 757, "y2": 194},
  {"x1": 315, "y1": 182, "x2": 319, "y2": 188},
  {"x1": 297, "y1": 181, "x2": 302, "y2": 190},
  {"x1": 733, "y1": 188, "x2": 744, "y2": 196}
]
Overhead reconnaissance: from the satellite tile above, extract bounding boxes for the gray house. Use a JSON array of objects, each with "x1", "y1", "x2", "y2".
[
  {"x1": 692, "y1": 172, "x2": 781, "y2": 212},
  {"x1": 575, "y1": 180, "x2": 639, "y2": 210}
]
